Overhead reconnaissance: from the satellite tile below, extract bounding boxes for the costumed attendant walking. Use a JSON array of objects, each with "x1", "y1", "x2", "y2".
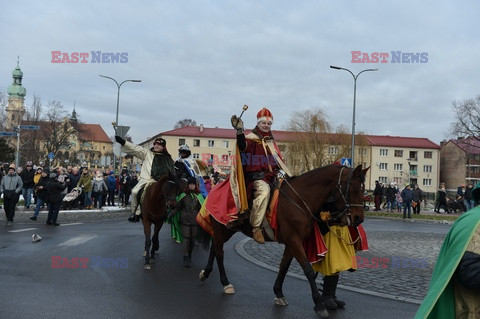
[
  {"x1": 170, "y1": 176, "x2": 205, "y2": 268},
  {"x1": 415, "y1": 184, "x2": 480, "y2": 318}
]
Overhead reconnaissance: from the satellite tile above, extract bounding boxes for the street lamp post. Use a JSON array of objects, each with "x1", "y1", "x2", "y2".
[
  {"x1": 99, "y1": 75, "x2": 141, "y2": 173},
  {"x1": 330, "y1": 66, "x2": 377, "y2": 168}
]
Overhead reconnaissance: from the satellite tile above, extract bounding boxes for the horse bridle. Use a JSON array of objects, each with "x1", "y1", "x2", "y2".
[
  {"x1": 281, "y1": 166, "x2": 364, "y2": 224},
  {"x1": 332, "y1": 167, "x2": 365, "y2": 222}
]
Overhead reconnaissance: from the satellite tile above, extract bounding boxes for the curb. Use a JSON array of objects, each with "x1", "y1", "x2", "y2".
[{"x1": 235, "y1": 237, "x2": 423, "y2": 305}]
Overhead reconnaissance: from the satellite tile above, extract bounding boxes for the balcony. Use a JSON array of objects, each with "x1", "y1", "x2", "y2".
[{"x1": 409, "y1": 170, "x2": 417, "y2": 176}]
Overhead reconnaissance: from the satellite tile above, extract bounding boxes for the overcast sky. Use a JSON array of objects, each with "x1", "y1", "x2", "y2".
[{"x1": 1, "y1": 0, "x2": 478, "y2": 145}]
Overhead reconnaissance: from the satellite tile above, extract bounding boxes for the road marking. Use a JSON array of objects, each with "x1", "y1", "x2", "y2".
[
  {"x1": 58, "y1": 235, "x2": 97, "y2": 247},
  {"x1": 60, "y1": 223, "x2": 84, "y2": 227},
  {"x1": 8, "y1": 228, "x2": 38, "y2": 233}
]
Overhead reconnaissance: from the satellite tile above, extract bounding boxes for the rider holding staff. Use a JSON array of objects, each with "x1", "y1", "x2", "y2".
[
  {"x1": 115, "y1": 136, "x2": 175, "y2": 222},
  {"x1": 231, "y1": 107, "x2": 290, "y2": 244}
]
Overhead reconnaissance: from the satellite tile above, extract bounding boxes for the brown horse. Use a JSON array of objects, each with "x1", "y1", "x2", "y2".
[
  {"x1": 199, "y1": 164, "x2": 369, "y2": 318},
  {"x1": 140, "y1": 174, "x2": 178, "y2": 270}
]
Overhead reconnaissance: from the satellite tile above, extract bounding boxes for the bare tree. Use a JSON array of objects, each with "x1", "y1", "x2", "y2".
[
  {"x1": 38, "y1": 100, "x2": 73, "y2": 165},
  {"x1": 283, "y1": 108, "x2": 367, "y2": 174},
  {"x1": 0, "y1": 138, "x2": 15, "y2": 164},
  {"x1": 26, "y1": 94, "x2": 42, "y2": 121},
  {"x1": 174, "y1": 118, "x2": 197, "y2": 129},
  {"x1": 449, "y1": 95, "x2": 480, "y2": 147}
]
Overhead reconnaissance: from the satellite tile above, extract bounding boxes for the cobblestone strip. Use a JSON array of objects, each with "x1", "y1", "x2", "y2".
[{"x1": 237, "y1": 229, "x2": 446, "y2": 304}]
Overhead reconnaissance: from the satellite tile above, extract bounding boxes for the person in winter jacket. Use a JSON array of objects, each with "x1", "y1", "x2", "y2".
[
  {"x1": 77, "y1": 167, "x2": 93, "y2": 209},
  {"x1": 45, "y1": 170, "x2": 67, "y2": 226},
  {"x1": 20, "y1": 161, "x2": 35, "y2": 208},
  {"x1": 0, "y1": 164, "x2": 23, "y2": 225},
  {"x1": 106, "y1": 172, "x2": 117, "y2": 206},
  {"x1": 30, "y1": 169, "x2": 49, "y2": 221},
  {"x1": 92, "y1": 171, "x2": 108, "y2": 209},
  {"x1": 401, "y1": 184, "x2": 414, "y2": 219}
]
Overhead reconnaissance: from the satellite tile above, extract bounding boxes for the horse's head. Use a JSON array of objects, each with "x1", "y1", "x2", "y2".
[{"x1": 329, "y1": 165, "x2": 369, "y2": 227}]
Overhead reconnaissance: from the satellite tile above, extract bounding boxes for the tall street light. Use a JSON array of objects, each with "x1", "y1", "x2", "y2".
[
  {"x1": 330, "y1": 65, "x2": 377, "y2": 168},
  {"x1": 99, "y1": 75, "x2": 141, "y2": 172}
]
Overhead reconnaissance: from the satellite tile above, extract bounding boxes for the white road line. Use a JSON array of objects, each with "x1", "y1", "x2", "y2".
[
  {"x1": 60, "y1": 223, "x2": 84, "y2": 227},
  {"x1": 8, "y1": 228, "x2": 38, "y2": 233},
  {"x1": 58, "y1": 235, "x2": 97, "y2": 247}
]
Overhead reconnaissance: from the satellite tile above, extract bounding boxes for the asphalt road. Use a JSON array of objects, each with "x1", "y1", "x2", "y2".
[{"x1": 0, "y1": 218, "x2": 425, "y2": 319}]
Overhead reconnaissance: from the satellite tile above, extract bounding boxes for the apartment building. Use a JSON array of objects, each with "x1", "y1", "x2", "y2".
[
  {"x1": 367, "y1": 135, "x2": 441, "y2": 195},
  {"x1": 440, "y1": 137, "x2": 480, "y2": 190}
]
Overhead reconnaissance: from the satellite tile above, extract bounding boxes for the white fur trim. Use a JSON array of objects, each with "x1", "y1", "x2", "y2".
[{"x1": 257, "y1": 116, "x2": 273, "y2": 123}]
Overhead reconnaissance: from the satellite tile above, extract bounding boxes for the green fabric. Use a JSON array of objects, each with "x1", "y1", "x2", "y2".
[
  {"x1": 415, "y1": 207, "x2": 480, "y2": 319},
  {"x1": 168, "y1": 192, "x2": 205, "y2": 244}
]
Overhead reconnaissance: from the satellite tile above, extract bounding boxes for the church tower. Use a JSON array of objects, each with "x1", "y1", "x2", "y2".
[{"x1": 5, "y1": 57, "x2": 27, "y2": 130}]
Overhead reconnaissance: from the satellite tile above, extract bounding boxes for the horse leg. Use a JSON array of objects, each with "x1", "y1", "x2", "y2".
[
  {"x1": 213, "y1": 239, "x2": 235, "y2": 294},
  {"x1": 288, "y1": 242, "x2": 328, "y2": 318},
  {"x1": 273, "y1": 248, "x2": 293, "y2": 306},
  {"x1": 150, "y1": 221, "x2": 163, "y2": 261},
  {"x1": 199, "y1": 240, "x2": 216, "y2": 281},
  {"x1": 143, "y1": 221, "x2": 152, "y2": 270}
]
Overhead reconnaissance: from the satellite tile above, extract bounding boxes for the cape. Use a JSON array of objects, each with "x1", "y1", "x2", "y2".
[{"x1": 415, "y1": 206, "x2": 480, "y2": 319}]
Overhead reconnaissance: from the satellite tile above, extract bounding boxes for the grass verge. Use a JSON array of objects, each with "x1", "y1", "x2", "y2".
[{"x1": 365, "y1": 211, "x2": 459, "y2": 222}]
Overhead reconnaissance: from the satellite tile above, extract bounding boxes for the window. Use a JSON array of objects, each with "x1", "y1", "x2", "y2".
[
  {"x1": 394, "y1": 177, "x2": 402, "y2": 184},
  {"x1": 102, "y1": 146, "x2": 106, "y2": 150},
  {"x1": 328, "y1": 146, "x2": 338, "y2": 155},
  {"x1": 179, "y1": 138, "x2": 186, "y2": 146},
  {"x1": 222, "y1": 141, "x2": 229, "y2": 148},
  {"x1": 193, "y1": 139, "x2": 200, "y2": 147},
  {"x1": 379, "y1": 163, "x2": 388, "y2": 170},
  {"x1": 394, "y1": 163, "x2": 403, "y2": 171},
  {"x1": 471, "y1": 166, "x2": 480, "y2": 174},
  {"x1": 221, "y1": 155, "x2": 229, "y2": 162},
  {"x1": 409, "y1": 151, "x2": 418, "y2": 161},
  {"x1": 424, "y1": 151, "x2": 432, "y2": 159},
  {"x1": 208, "y1": 140, "x2": 214, "y2": 148},
  {"x1": 380, "y1": 149, "x2": 388, "y2": 156},
  {"x1": 379, "y1": 176, "x2": 388, "y2": 184},
  {"x1": 193, "y1": 153, "x2": 199, "y2": 159},
  {"x1": 358, "y1": 148, "x2": 367, "y2": 156},
  {"x1": 423, "y1": 178, "x2": 432, "y2": 186},
  {"x1": 394, "y1": 150, "x2": 403, "y2": 157},
  {"x1": 423, "y1": 165, "x2": 432, "y2": 173}
]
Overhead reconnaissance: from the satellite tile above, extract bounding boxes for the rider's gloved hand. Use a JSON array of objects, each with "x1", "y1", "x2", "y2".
[
  {"x1": 115, "y1": 135, "x2": 126, "y2": 146},
  {"x1": 231, "y1": 115, "x2": 244, "y2": 133}
]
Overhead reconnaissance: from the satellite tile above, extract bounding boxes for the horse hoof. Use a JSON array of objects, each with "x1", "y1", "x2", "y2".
[
  {"x1": 223, "y1": 284, "x2": 235, "y2": 294},
  {"x1": 314, "y1": 305, "x2": 329, "y2": 318},
  {"x1": 144, "y1": 264, "x2": 151, "y2": 270},
  {"x1": 199, "y1": 270, "x2": 207, "y2": 281},
  {"x1": 275, "y1": 297, "x2": 288, "y2": 306}
]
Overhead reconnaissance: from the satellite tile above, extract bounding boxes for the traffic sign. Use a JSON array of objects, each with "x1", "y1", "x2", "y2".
[
  {"x1": 19, "y1": 125, "x2": 40, "y2": 130},
  {"x1": 0, "y1": 131, "x2": 18, "y2": 137},
  {"x1": 341, "y1": 157, "x2": 352, "y2": 167},
  {"x1": 115, "y1": 125, "x2": 130, "y2": 138},
  {"x1": 48, "y1": 152, "x2": 55, "y2": 160}
]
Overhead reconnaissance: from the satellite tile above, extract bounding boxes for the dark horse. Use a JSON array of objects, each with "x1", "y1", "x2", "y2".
[
  {"x1": 140, "y1": 175, "x2": 178, "y2": 270},
  {"x1": 199, "y1": 164, "x2": 369, "y2": 318}
]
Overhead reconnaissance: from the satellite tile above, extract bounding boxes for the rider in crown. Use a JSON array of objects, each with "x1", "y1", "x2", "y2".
[{"x1": 231, "y1": 107, "x2": 290, "y2": 244}]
